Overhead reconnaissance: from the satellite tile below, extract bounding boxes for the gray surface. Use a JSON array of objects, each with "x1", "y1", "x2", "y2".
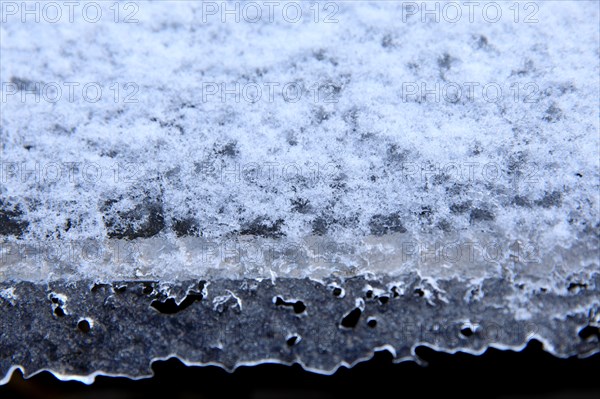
[{"x1": 1, "y1": 275, "x2": 598, "y2": 383}]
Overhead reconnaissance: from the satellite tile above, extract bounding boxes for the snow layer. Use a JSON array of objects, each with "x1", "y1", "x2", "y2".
[{"x1": 0, "y1": 1, "x2": 598, "y2": 286}]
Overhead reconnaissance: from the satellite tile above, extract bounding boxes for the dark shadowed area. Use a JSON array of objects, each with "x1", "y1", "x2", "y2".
[{"x1": 1, "y1": 341, "x2": 599, "y2": 399}]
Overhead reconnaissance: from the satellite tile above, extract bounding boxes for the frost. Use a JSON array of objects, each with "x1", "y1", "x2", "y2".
[
  {"x1": 213, "y1": 290, "x2": 243, "y2": 312},
  {"x1": 0, "y1": 287, "x2": 17, "y2": 305},
  {"x1": 0, "y1": 2, "x2": 597, "y2": 283}
]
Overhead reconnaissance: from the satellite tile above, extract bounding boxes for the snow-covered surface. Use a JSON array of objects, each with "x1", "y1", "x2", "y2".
[{"x1": 1, "y1": 1, "x2": 599, "y2": 287}]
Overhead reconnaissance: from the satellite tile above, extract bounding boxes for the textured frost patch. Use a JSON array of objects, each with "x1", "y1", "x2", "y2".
[{"x1": 1, "y1": 2, "x2": 598, "y2": 278}]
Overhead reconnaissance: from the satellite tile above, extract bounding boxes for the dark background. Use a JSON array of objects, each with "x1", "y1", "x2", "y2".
[{"x1": 1, "y1": 340, "x2": 599, "y2": 399}]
